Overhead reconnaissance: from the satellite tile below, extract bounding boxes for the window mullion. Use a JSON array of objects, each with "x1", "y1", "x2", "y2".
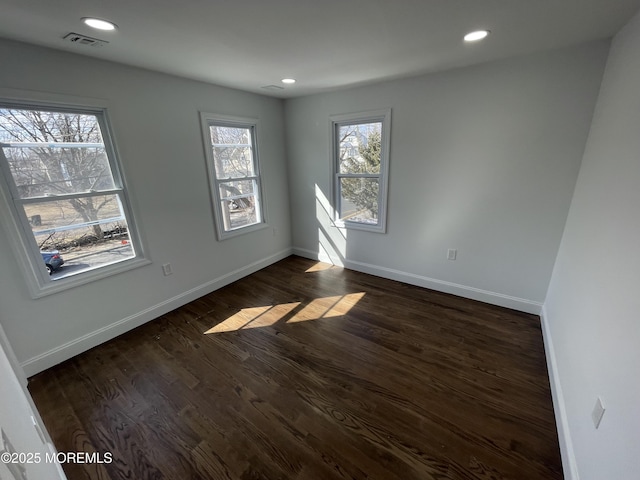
[
  {"x1": 337, "y1": 173, "x2": 380, "y2": 179},
  {"x1": 17, "y1": 188, "x2": 125, "y2": 205},
  {"x1": 215, "y1": 175, "x2": 258, "y2": 183}
]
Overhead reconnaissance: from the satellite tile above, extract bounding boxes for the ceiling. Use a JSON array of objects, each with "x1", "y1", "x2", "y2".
[{"x1": 0, "y1": 0, "x2": 639, "y2": 98}]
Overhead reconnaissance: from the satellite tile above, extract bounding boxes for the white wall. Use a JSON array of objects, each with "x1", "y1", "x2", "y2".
[
  {"x1": 0, "y1": 39, "x2": 291, "y2": 375},
  {"x1": 543, "y1": 11, "x2": 640, "y2": 480},
  {"x1": 285, "y1": 42, "x2": 609, "y2": 312}
]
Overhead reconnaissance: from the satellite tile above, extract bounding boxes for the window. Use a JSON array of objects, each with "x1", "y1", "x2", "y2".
[
  {"x1": 332, "y1": 109, "x2": 391, "y2": 233},
  {"x1": 0, "y1": 103, "x2": 145, "y2": 297},
  {"x1": 200, "y1": 113, "x2": 266, "y2": 240}
]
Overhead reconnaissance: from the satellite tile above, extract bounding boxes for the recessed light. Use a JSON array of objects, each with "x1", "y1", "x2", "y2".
[
  {"x1": 281, "y1": 78, "x2": 296, "y2": 84},
  {"x1": 82, "y1": 17, "x2": 118, "y2": 31},
  {"x1": 464, "y1": 30, "x2": 490, "y2": 42}
]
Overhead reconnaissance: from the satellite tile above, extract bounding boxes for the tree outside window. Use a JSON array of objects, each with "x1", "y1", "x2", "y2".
[
  {"x1": 0, "y1": 104, "x2": 142, "y2": 293},
  {"x1": 332, "y1": 109, "x2": 391, "y2": 233}
]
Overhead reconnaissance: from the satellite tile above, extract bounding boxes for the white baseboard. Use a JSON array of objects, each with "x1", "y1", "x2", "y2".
[
  {"x1": 292, "y1": 247, "x2": 542, "y2": 314},
  {"x1": 21, "y1": 248, "x2": 292, "y2": 377},
  {"x1": 540, "y1": 306, "x2": 579, "y2": 480}
]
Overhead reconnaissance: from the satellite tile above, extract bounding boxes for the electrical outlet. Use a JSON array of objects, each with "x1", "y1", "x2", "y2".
[
  {"x1": 447, "y1": 249, "x2": 457, "y2": 260},
  {"x1": 162, "y1": 263, "x2": 173, "y2": 276},
  {"x1": 592, "y1": 397, "x2": 605, "y2": 429}
]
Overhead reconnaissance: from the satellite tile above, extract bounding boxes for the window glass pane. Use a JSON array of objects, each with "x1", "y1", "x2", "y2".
[
  {"x1": 0, "y1": 109, "x2": 115, "y2": 198},
  {"x1": 3, "y1": 145, "x2": 115, "y2": 198},
  {"x1": 218, "y1": 179, "x2": 256, "y2": 200},
  {"x1": 339, "y1": 177, "x2": 379, "y2": 224},
  {"x1": 338, "y1": 122, "x2": 382, "y2": 174},
  {"x1": 23, "y1": 195, "x2": 134, "y2": 279},
  {"x1": 221, "y1": 196, "x2": 258, "y2": 230},
  {"x1": 209, "y1": 125, "x2": 255, "y2": 178},
  {"x1": 209, "y1": 125, "x2": 251, "y2": 145}
]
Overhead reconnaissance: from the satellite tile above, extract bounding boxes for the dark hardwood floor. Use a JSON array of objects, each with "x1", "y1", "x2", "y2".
[{"x1": 28, "y1": 255, "x2": 563, "y2": 480}]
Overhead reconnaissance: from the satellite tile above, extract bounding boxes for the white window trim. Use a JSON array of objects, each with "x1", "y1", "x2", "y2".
[
  {"x1": 331, "y1": 108, "x2": 391, "y2": 233},
  {"x1": 200, "y1": 112, "x2": 268, "y2": 241},
  {"x1": 0, "y1": 95, "x2": 149, "y2": 298}
]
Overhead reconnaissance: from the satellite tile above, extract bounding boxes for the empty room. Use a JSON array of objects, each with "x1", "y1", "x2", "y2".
[{"x1": 0, "y1": 1, "x2": 639, "y2": 479}]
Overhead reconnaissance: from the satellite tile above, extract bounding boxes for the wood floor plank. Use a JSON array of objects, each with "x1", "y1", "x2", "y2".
[{"x1": 28, "y1": 255, "x2": 563, "y2": 479}]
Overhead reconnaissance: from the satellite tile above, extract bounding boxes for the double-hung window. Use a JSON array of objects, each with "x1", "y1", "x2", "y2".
[
  {"x1": 200, "y1": 113, "x2": 265, "y2": 240},
  {"x1": 0, "y1": 102, "x2": 144, "y2": 296},
  {"x1": 332, "y1": 109, "x2": 391, "y2": 233}
]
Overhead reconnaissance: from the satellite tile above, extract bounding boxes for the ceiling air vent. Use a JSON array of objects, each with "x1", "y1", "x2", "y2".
[
  {"x1": 63, "y1": 32, "x2": 109, "y2": 47},
  {"x1": 261, "y1": 85, "x2": 285, "y2": 91}
]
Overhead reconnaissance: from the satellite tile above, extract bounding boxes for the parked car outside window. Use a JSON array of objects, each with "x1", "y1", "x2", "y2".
[{"x1": 41, "y1": 251, "x2": 64, "y2": 274}]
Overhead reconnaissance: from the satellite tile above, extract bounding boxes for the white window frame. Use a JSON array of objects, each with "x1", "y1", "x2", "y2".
[
  {"x1": 200, "y1": 112, "x2": 267, "y2": 240},
  {"x1": 331, "y1": 108, "x2": 391, "y2": 233},
  {"x1": 0, "y1": 96, "x2": 148, "y2": 298}
]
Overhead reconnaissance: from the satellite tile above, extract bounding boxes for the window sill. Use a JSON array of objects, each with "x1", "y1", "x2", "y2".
[
  {"x1": 217, "y1": 222, "x2": 270, "y2": 241},
  {"x1": 334, "y1": 219, "x2": 387, "y2": 234},
  {"x1": 29, "y1": 256, "x2": 151, "y2": 299}
]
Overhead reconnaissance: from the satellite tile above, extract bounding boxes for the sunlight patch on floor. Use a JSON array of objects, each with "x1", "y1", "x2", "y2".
[
  {"x1": 305, "y1": 261, "x2": 334, "y2": 273},
  {"x1": 287, "y1": 293, "x2": 365, "y2": 323},
  {"x1": 204, "y1": 302, "x2": 300, "y2": 334},
  {"x1": 204, "y1": 293, "x2": 365, "y2": 334}
]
